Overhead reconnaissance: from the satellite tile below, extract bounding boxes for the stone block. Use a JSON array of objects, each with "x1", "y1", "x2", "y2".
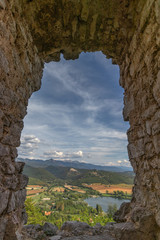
[
  {"x1": 0, "y1": 120, "x2": 3, "y2": 139},
  {"x1": 15, "y1": 162, "x2": 25, "y2": 173},
  {"x1": 0, "y1": 190, "x2": 10, "y2": 215},
  {"x1": 153, "y1": 71, "x2": 160, "y2": 106},
  {"x1": 153, "y1": 135, "x2": 160, "y2": 154},
  {"x1": 155, "y1": 0, "x2": 160, "y2": 24},
  {"x1": 128, "y1": 139, "x2": 145, "y2": 159},
  {"x1": 0, "y1": 49, "x2": 9, "y2": 74},
  {"x1": 152, "y1": 120, "x2": 160, "y2": 135},
  {"x1": 7, "y1": 192, "x2": 16, "y2": 213},
  {"x1": 123, "y1": 95, "x2": 134, "y2": 121},
  {"x1": 0, "y1": 0, "x2": 6, "y2": 9},
  {"x1": 19, "y1": 174, "x2": 28, "y2": 189},
  {"x1": 43, "y1": 222, "x2": 58, "y2": 236},
  {"x1": 4, "y1": 175, "x2": 18, "y2": 190},
  {"x1": 145, "y1": 142, "x2": 155, "y2": 159},
  {"x1": 49, "y1": 236, "x2": 62, "y2": 240},
  {"x1": 146, "y1": 120, "x2": 152, "y2": 135},
  {"x1": 0, "y1": 143, "x2": 10, "y2": 156},
  {"x1": 10, "y1": 147, "x2": 18, "y2": 159},
  {"x1": 150, "y1": 157, "x2": 160, "y2": 169},
  {"x1": 0, "y1": 217, "x2": 7, "y2": 239},
  {"x1": 1, "y1": 156, "x2": 15, "y2": 174},
  {"x1": 142, "y1": 104, "x2": 158, "y2": 120},
  {"x1": 114, "y1": 202, "x2": 131, "y2": 223},
  {"x1": 8, "y1": 189, "x2": 26, "y2": 213},
  {"x1": 61, "y1": 221, "x2": 91, "y2": 235},
  {"x1": 15, "y1": 189, "x2": 26, "y2": 208}
]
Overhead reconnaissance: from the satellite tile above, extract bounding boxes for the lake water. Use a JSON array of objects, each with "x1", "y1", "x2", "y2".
[{"x1": 84, "y1": 197, "x2": 130, "y2": 212}]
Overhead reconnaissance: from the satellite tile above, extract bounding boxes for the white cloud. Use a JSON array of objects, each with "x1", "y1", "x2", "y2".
[
  {"x1": 124, "y1": 159, "x2": 129, "y2": 163},
  {"x1": 72, "y1": 151, "x2": 83, "y2": 158},
  {"x1": 18, "y1": 53, "x2": 129, "y2": 166},
  {"x1": 117, "y1": 160, "x2": 122, "y2": 164},
  {"x1": 43, "y1": 150, "x2": 64, "y2": 158},
  {"x1": 22, "y1": 135, "x2": 40, "y2": 144},
  {"x1": 18, "y1": 135, "x2": 41, "y2": 158},
  {"x1": 42, "y1": 149, "x2": 83, "y2": 161}
]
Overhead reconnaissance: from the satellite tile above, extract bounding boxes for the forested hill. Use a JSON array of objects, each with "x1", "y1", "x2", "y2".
[
  {"x1": 18, "y1": 158, "x2": 133, "y2": 172},
  {"x1": 23, "y1": 164, "x2": 134, "y2": 186}
]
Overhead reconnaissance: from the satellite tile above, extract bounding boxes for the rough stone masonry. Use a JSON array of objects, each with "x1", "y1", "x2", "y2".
[{"x1": 0, "y1": 0, "x2": 160, "y2": 239}]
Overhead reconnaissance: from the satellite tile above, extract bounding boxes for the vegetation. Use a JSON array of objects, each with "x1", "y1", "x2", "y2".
[
  {"x1": 24, "y1": 165, "x2": 56, "y2": 183},
  {"x1": 24, "y1": 163, "x2": 132, "y2": 228},
  {"x1": 25, "y1": 188, "x2": 119, "y2": 228},
  {"x1": 107, "y1": 204, "x2": 117, "y2": 219},
  {"x1": 28, "y1": 177, "x2": 46, "y2": 186},
  {"x1": 25, "y1": 198, "x2": 46, "y2": 225},
  {"x1": 23, "y1": 164, "x2": 134, "y2": 186},
  {"x1": 104, "y1": 190, "x2": 132, "y2": 200}
]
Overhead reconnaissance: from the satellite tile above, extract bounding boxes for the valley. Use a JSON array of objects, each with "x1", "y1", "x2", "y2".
[{"x1": 22, "y1": 159, "x2": 133, "y2": 228}]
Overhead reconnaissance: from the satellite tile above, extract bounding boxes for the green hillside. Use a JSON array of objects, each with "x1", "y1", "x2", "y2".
[
  {"x1": 28, "y1": 177, "x2": 46, "y2": 185},
  {"x1": 45, "y1": 165, "x2": 72, "y2": 179},
  {"x1": 23, "y1": 164, "x2": 134, "y2": 186},
  {"x1": 23, "y1": 165, "x2": 56, "y2": 183},
  {"x1": 45, "y1": 166, "x2": 134, "y2": 185}
]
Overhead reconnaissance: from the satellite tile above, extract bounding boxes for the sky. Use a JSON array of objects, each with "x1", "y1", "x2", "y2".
[{"x1": 18, "y1": 51, "x2": 131, "y2": 167}]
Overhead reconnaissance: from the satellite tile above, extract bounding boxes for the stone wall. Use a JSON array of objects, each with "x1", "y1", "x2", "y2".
[
  {"x1": 119, "y1": 0, "x2": 160, "y2": 236},
  {"x1": 0, "y1": 0, "x2": 43, "y2": 238},
  {"x1": 0, "y1": 0, "x2": 159, "y2": 239}
]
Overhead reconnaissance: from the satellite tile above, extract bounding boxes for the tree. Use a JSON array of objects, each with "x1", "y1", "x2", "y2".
[
  {"x1": 25, "y1": 198, "x2": 46, "y2": 225},
  {"x1": 56, "y1": 201, "x2": 65, "y2": 211},
  {"x1": 96, "y1": 204, "x2": 102, "y2": 214},
  {"x1": 107, "y1": 204, "x2": 117, "y2": 219}
]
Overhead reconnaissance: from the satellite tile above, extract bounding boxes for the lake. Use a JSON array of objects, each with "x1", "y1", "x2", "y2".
[{"x1": 84, "y1": 197, "x2": 130, "y2": 212}]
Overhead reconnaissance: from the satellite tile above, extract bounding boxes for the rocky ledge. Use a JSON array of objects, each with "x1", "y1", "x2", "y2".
[
  {"x1": 22, "y1": 219, "x2": 156, "y2": 240},
  {"x1": 22, "y1": 221, "x2": 117, "y2": 240}
]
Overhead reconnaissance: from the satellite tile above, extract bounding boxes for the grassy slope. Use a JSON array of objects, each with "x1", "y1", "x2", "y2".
[
  {"x1": 28, "y1": 177, "x2": 46, "y2": 185},
  {"x1": 45, "y1": 166, "x2": 134, "y2": 185},
  {"x1": 23, "y1": 165, "x2": 56, "y2": 183},
  {"x1": 23, "y1": 164, "x2": 134, "y2": 186}
]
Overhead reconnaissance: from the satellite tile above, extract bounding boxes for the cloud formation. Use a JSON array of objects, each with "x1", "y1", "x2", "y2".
[
  {"x1": 18, "y1": 52, "x2": 130, "y2": 167},
  {"x1": 43, "y1": 150, "x2": 83, "y2": 161},
  {"x1": 18, "y1": 135, "x2": 41, "y2": 158}
]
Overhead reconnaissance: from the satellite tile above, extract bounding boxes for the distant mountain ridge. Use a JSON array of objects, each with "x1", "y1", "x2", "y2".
[
  {"x1": 23, "y1": 163, "x2": 134, "y2": 186},
  {"x1": 17, "y1": 158, "x2": 133, "y2": 172}
]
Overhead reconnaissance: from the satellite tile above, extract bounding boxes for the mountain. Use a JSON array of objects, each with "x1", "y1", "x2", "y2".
[
  {"x1": 23, "y1": 163, "x2": 134, "y2": 186},
  {"x1": 23, "y1": 164, "x2": 56, "y2": 183},
  {"x1": 18, "y1": 158, "x2": 133, "y2": 172},
  {"x1": 45, "y1": 165, "x2": 134, "y2": 185}
]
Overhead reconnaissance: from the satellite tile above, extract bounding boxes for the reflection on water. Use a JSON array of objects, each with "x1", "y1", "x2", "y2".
[{"x1": 84, "y1": 196, "x2": 130, "y2": 212}]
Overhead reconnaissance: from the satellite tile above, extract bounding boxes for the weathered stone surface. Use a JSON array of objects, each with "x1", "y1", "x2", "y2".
[
  {"x1": 49, "y1": 236, "x2": 62, "y2": 240},
  {"x1": 0, "y1": 156, "x2": 15, "y2": 174},
  {"x1": 0, "y1": 217, "x2": 7, "y2": 240},
  {"x1": 15, "y1": 162, "x2": 25, "y2": 173},
  {"x1": 3, "y1": 174, "x2": 18, "y2": 189},
  {"x1": 43, "y1": 222, "x2": 58, "y2": 236},
  {"x1": 0, "y1": 190, "x2": 10, "y2": 215},
  {"x1": 113, "y1": 202, "x2": 131, "y2": 223},
  {"x1": 22, "y1": 223, "x2": 117, "y2": 240},
  {"x1": 22, "y1": 224, "x2": 45, "y2": 240},
  {"x1": 0, "y1": 143, "x2": 10, "y2": 156},
  {"x1": 61, "y1": 235, "x2": 116, "y2": 240},
  {"x1": 19, "y1": 174, "x2": 29, "y2": 190},
  {"x1": 61, "y1": 221, "x2": 91, "y2": 236},
  {"x1": 8, "y1": 189, "x2": 26, "y2": 213},
  {"x1": 0, "y1": 0, "x2": 160, "y2": 239}
]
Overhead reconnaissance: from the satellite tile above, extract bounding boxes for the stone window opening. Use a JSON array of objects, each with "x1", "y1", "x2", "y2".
[{"x1": 0, "y1": 0, "x2": 159, "y2": 239}]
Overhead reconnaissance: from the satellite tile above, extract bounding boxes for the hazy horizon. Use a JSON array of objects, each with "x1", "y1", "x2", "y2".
[{"x1": 18, "y1": 156, "x2": 133, "y2": 168}]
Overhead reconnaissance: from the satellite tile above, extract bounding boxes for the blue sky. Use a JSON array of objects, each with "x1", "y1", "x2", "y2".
[{"x1": 18, "y1": 52, "x2": 130, "y2": 167}]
